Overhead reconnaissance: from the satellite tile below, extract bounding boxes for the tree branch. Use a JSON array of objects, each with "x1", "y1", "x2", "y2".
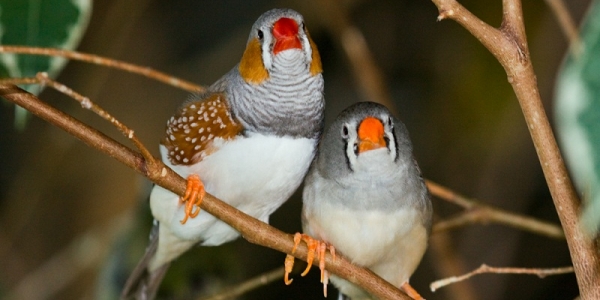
[
  {"x1": 0, "y1": 46, "x2": 203, "y2": 93},
  {"x1": 429, "y1": 0, "x2": 600, "y2": 298},
  {"x1": 544, "y1": 0, "x2": 583, "y2": 57},
  {"x1": 430, "y1": 264, "x2": 574, "y2": 292},
  {"x1": 427, "y1": 180, "x2": 565, "y2": 239},
  {"x1": 316, "y1": 0, "x2": 396, "y2": 111},
  {"x1": 0, "y1": 83, "x2": 411, "y2": 299},
  {"x1": 197, "y1": 267, "x2": 285, "y2": 300}
]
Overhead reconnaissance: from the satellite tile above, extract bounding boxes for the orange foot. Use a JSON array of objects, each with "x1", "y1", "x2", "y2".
[
  {"x1": 284, "y1": 233, "x2": 336, "y2": 297},
  {"x1": 401, "y1": 282, "x2": 425, "y2": 300},
  {"x1": 179, "y1": 174, "x2": 206, "y2": 224}
]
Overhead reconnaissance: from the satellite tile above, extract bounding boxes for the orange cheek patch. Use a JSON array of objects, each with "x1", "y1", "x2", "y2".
[
  {"x1": 239, "y1": 38, "x2": 269, "y2": 84},
  {"x1": 307, "y1": 33, "x2": 322, "y2": 75},
  {"x1": 357, "y1": 117, "x2": 386, "y2": 153}
]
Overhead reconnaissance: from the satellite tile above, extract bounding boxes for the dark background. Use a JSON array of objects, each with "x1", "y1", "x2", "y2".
[{"x1": 0, "y1": 0, "x2": 592, "y2": 299}]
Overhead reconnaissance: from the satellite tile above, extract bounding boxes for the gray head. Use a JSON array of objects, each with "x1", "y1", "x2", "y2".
[
  {"x1": 315, "y1": 102, "x2": 416, "y2": 180},
  {"x1": 242, "y1": 8, "x2": 319, "y2": 76},
  {"x1": 218, "y1": 8, "x2": 324, "y2": 139}
]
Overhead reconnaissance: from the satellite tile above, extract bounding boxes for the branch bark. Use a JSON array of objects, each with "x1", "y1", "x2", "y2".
[
  {"x1": 0, "y1": 83, "x2": 411, "y2": 299},
  {"x1": 429, "y1": 0, "x2": 600, "y2": 298}
]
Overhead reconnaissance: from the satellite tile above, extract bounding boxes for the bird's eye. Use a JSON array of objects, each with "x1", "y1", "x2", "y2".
[
  {"x1": 302, "y1": 22, "x2": 306, "y2": 32},
  {"x1": 257, "y1": 29, "x2": 264, "y2": 40},
  {"x1": 341, "y1": 124, "x2": 349, "y2": 138},
  {"x1": 353, "y1": 143, "x2": 358, "y2": 155},
  {"x1": 387, "y1": 117, "x2": 393, "y2": 128}
]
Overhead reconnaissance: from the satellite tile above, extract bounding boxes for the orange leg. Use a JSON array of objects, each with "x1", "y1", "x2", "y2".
[
  {"x1": 283, "y1": 233, "x2": 336, "y2": 297},
  {"x1": 179, "y1": 174, "x2": 206, "y2": 224},
  {"x1": 401, "y1": 282, "x2": 425, "y2": 300}
]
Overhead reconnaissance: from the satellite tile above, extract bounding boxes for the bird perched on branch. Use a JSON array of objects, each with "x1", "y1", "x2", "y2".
[
  {"x1": 286, "y1": 102, "x2": 431, "y2": 300},
  {"x1": 122, "y1": 8, "x2": 324, "y2": 299}
]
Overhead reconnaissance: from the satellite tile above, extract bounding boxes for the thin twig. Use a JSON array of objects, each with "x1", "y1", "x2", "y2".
[
  {"x1": 426, "y1": 180, "x2": 475, "y2": 209},
  {"x1": 0, "y1": 45, "x2": 204, "y2": 93},
  {"x1": 3, "y1": 74, "x2": 158, "y2": 170},
  {"x1": 429, "y1": 0, "x2": 600, "y2": 297},
  {"x1": 430, "y1": 264, "x2": 574, "y2": 292},
  {"x1": 198, "y1": 267, "x2": 285, "y2": 300},
  {"x1": 433, "y1": 210, "x2": 485, "y2": 233},
  {"x1": 0, "y1": 77, "x2": 40, "y2": 86},
  {"x1": 316, "y1": 0, "x2": 395, "y2": 111},
  {"x1": 544, "y1": 0, "x2": 583, "y2": 57},
  {"x1": 1, "y1": 74, "x2": 158, "y2": 167},
  {"x1": 32, "y1": 73, "x2": 157, "y2": 165},
  {"x1": 0, "y1": 84, "x2": 411, "y2": 300},
  {"x1": 427, "y1": 180, "x2": 565, "y2": 239}
]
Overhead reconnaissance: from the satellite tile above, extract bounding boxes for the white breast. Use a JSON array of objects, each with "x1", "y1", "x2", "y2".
[
  {"x1": 305, "y1": 202, "x2": 428, "y2": 285},
  {"x1": 151, "y1": 134, "x2": 316, "y2": 246},
  {"x1": 302, "y1": 156, "x2": 429, "y2": 291}
]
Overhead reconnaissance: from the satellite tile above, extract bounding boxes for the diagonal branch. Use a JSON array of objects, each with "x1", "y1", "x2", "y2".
[
  {"x1": 429, "y1": 0, "x2": 600, "y2": 298},
  {"x1": 0, "y1": 83, "x2": 411, "y2": 300},
  {"x1": 544, "y1": 0, "x2": 583, "y2": 56},
  {"x1": 316, "y1": 0, "x2": 395, "y2": 111}
]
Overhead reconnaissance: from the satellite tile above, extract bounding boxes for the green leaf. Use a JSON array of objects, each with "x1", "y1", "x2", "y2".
[
  {"x1": 0, "y1": 0, "x2": 93, "y2": 129},
  {"x1": 555, "y1": 0, "x2": 600, "y2": 235}
]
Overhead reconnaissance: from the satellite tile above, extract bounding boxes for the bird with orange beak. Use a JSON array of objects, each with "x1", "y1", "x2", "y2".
[
  {"x1": 122, "y1": 8, "x2": 324, "y2": 299},
  {"x1": 286, "y1": 102, "x2": 432, "y2": 300}
]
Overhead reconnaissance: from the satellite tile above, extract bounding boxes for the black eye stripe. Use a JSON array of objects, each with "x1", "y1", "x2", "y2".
[
  {"x1": 392, "y1": 129, "x2": 400, "y2": 162},
  {"x1": 343, "y1": 140, "x2": 354, "y2": 172}
]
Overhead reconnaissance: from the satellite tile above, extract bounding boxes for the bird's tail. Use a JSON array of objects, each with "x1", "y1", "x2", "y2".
[{"x1": 121, "y1": 222, "x2": 170, "y2": 300}]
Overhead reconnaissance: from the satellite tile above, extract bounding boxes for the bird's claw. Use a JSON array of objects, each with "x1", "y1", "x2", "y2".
[
  {"x1": 284, "y1": 253, "x2": 296, "y2": 285},
  {"x1": 179, "y1": 174, "x2": 206, "y2": 224},
  {"x1": 284, "y1": 233, "x2": 336, "y2": 297}
]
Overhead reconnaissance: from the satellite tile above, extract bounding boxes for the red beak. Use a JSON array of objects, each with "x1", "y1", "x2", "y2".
[{"x1": 273, "y1": 18, "x2": 302, "y2": 54}]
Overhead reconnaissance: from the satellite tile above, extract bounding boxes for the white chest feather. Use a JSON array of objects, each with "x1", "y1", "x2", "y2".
[
  {"x1": 151, "y1": 134, "x2": 316, "y2": 245},
  {"x1": 304, "y1": 203, "x2": 427, "y2": 285}
]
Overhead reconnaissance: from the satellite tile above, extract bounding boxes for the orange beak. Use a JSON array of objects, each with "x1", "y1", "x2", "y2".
[
  {"x1": 273, "y1": 17, "x2": 302, "y2": 54},
  {"x1": 357, "y1": 117, "x2": 386, "y2": 153}
]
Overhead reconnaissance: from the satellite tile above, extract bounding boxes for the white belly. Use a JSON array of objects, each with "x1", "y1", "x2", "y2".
[
  {"x1": 151, "y1": 133, "x2": 316, "y2": 245},
  {"x1": 304, "y1": 202, "x2": 428, "y2": 287}
]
